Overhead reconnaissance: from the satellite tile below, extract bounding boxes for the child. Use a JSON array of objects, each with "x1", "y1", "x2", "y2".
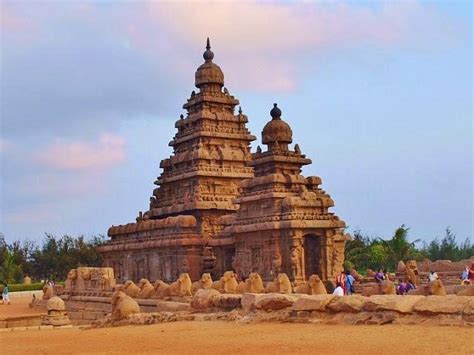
[{"x1": 1, "y1": 284, "x2": 10, "y2": 305}]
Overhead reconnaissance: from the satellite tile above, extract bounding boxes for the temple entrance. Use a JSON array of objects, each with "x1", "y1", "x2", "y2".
[
  {"x1": 304, "y1": 235, "x2": 323, "y2": 278},
  {"x1": 223, "y1": 248, "x2": 235, "y2": 273}
]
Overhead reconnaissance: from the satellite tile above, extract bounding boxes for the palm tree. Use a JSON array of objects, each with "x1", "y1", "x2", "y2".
[{"x1": 380, "y1": 225, "x2": 420, "y2": 270}]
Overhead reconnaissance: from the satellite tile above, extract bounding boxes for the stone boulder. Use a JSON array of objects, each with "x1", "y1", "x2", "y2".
[
  {"x1": 327, "y1": 295, "x2": 366, "y2": 313},
  {"x1": 456, "y1": 285, "x2": 474, "y2": 296},
  {"x1": 190, "y1": 288, "x2": 221, "y2": 310},
  {"x1": 156, "y1": 301, "x2": 191, "y2": 313},
  {"x1": 413, "y1": 295, "x2": 471, "y2": 315},
  {"x1": 291, "y1": 295, "x2": 335, "y2": 312},
  {"x1": 255, "y1": 294, "x2": 296, "y2": 311},
  {"x1": 214, "y1": 294, "x2": 242, "y2": 310},
  {"x1": 241, "y1": 293, "x2": 262, "y2": 311},
  {"x1": 363, "y1": 295, "x2": 424, "y2": 314},
  {"x1": 463, "y1": 298, "x2": 474, "y2": 315}
]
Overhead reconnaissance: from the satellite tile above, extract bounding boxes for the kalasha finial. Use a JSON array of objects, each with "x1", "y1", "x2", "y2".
[
  {"x1": 238, "y1": 106, "x2": 242, "y2": 115},
  {"x1": 203, "y1": 37, "x2": 214, "y2": 62},
  {"x1": 270, "y1": 103, "x2": 282, "y2": 119}
]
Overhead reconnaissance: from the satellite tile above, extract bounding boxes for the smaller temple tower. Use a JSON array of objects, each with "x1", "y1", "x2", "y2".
[{"x1": 220, "y1": 104, "x2": 348, "y2": 284}]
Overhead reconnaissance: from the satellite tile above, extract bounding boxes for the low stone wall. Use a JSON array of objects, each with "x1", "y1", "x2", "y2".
[
  {"x1": 0, "y1": 314, "x2": 42, "y2": 329},
  {"x1": 31, "y1": 296, "x2": 161, "y2": 325},
  {"x1": 31, "y1": 292, "x2": 474, "y2": 327},
  {"x1": 8, "y1": 291, "x2": 43, "y2": 299}
]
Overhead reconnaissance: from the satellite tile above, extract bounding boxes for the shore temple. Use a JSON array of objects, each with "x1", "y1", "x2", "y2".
[{"x1": 98, "y1": 39, "x2": 348, "y2": 284}]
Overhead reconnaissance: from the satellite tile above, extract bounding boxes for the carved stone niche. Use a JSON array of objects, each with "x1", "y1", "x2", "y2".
[{"x1": 72, "y1": 267, "x2": 116, "y2": 292}]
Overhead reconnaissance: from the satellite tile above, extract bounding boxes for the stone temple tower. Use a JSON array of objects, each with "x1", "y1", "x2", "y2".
[
  {"x1": 100, "y1": 39, "x2": 255, "y2": 282},
  {"x1": 218, "y1": 104, "x2": 348, "y2": 284},
  {"x1": 100, "y1": 40, "x2": 348, "y2": 284}
]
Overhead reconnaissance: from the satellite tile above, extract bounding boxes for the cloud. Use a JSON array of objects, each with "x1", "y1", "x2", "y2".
[
  {"x1": 34, "y1": 133, "x2": 126, "y2": 171},
  {"x1": 121, "y1": 1, "x2": 460, "y2": 91},
  {"x1": 6, "y1": 203, "x2": 59, "y2": 225},
  {"x1": 0, "y1": 138, "x2": 13, "y2": 153}
]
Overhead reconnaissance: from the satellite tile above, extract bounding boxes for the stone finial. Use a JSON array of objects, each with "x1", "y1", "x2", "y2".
[
  {"x1": 180, "y1": 114, "x2": 184, "y2": 119},
  {"x1": 191, "y1": 90, "x2": 196, "y2": 97},
  {"x1": 256, "y1": 145, "x2": 262, "y2": 154},
  {"x1": 270, "y1": 103, "x2": 282, "y2": 120},
  {"x1": 238, "y1": 106, "x2": 242, "y2": 115},
  {"x1": 203, "y1": 37, "x2": 214, "y2": 62},
  {"x1": 294, "y1": 144, "x2": 301, "y2": 154}
]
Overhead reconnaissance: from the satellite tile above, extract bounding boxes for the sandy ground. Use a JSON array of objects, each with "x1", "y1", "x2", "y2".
[
  {"x1": 1, "y1": 297, "x2": 473, "y2": 354},
  {"x1": 0, "y1": 297, "x2": 42, "y2": 318},
  {"x1": 1, "y1": 320, "x2": 473, "y2": 355}
]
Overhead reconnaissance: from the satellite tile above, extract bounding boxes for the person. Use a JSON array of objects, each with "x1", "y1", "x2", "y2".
[
  {"x1": 374, "y1": 268, "x2": 385, "y2": 283},
  {"x1": 345, "y1": 271, "x2": 355, "y2": 295},
  {"x1": 428, "y1": 270, "x2": 439, "y2": 282},
  {"x1": 1, "y1": 283, "x2": 10, "y2": 305},
  {"x1": 406, "y1": 280, "x2": 416, "y2": 292},
  {"x1": 336, "y1": 270, "x2": 346, "y2": 295},
  {"x1": 332, "y1": 282, "x2": 344, "y2": 296},
  {"x1": 397, "y1": 279, "x2": 408, "y2": 295},
  {"x1": 469, "y1": 264, "x2": 474, "y2": 282},
  {"x1": 460, "y1": 267, "x2": 470, "y2": 285}
]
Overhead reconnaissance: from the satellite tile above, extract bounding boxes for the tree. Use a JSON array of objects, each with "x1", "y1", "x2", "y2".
[
  {"x1": 378, "y1": 225, "x2": 420, "y2": 270},
  {"x1": 0, "y1": 249, "x2": 23, "y2": 284}
]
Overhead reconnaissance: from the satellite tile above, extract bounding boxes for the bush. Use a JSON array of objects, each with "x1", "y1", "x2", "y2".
[
  {"x1": 0, "y1": 281, "x2": 65, "y2": 293},
  {"x1": 0, "y1": 283, "x2": 44, "y2": 293},
  {"x1": 343, "y1": 260, "x2": 354, "y2": 272}
]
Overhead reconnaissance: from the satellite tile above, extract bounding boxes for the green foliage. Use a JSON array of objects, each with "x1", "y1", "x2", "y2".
[
  {"x1": 343, "y1": 260, "x2": 354, "y2": 272},
  {"x1": 345, "y1": 226, "x2": 472, "y2": 273},
  {"x1": 0, "y1": 249, "x2": 24, "y2": 284},
  {"x1": 419, "y1": 228, "x2": 474, "y2": 261},
  {"x1": 378, "y1": 225, "x2": 420, "y2": 270},
  {"x1": 0, "y1": 283, "x2": 44, "y2": 293},
  {"x1": 0, "y1": 233, "x2": 106, "y2": 283}
]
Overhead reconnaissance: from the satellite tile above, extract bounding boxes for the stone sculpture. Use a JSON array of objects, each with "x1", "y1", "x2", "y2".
[
  {"x1": 405, "y1": 260, "x2": 420, "y2": 287},
  {"x1": 153, "y1": 280, "x2": 171, "y2": 299},
  {"x1": 41, "y1": 296, "x2": 71, "y2": 326},
  {"x1": 429, "y1": 279, "x2": 447, "y2": 296},
  {"x1": 42, "y1": 284, "x2": 54, "y2": 300},
  {"x1": 111, "y1": 291, "x2": 140, "y2": 321},
  {"x1": 65, "y1": 269, "x2": 78, "y2": 291},
  {"x1": 239, "y1": 272, "x2": 265, "y2": 293},
  {"x1": 265, "y1": 273, "x2": 292, "y2": 294},
  {"x1": 137, "y1": 279, "x2": 155, "y2": 299},
  {"x1": 169, "y1": 273, "x2": 192, "y2": 297},
  {"x1": 212, "y1": 271, "x2": 239, "y2": 294},
  {"x1": 191, "y1": 273, "x2": 213, "y2": 294},
  {"x1": 293, "y1": 274, "x2": 327, "y2": 295},
  {"x1": 123, "y1": 280, "x2": 141, "y2": 298}
]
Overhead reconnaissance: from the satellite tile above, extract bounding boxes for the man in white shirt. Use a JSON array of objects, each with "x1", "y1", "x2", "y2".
[
  {"x1": 332, "y1": 283, "x2": 344, "y2": 296},
  {"x1": 428, "y1": 271, "x2": 439, "y2": 282}
]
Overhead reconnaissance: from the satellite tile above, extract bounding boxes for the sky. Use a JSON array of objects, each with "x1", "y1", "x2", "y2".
[{"x1": 0, "y1": 1, "x2": 472, "y2": 244}]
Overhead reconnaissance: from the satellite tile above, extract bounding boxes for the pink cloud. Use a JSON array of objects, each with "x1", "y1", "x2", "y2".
[
  {"x1": 0, "y1": 138, "x2": 13, "y2": 153},
  {"x1": 116, "y1": 1, "x2": 454, "y2": 92},
  {"x1": 0, "y1": 3, "x2": 28, "y2": 31},
  {"x1": 34, "y1": 133, "x2": 126, "y2": 171},
  {"x1": 6, "y1": 203, "x2": 59, "y2": 225}
]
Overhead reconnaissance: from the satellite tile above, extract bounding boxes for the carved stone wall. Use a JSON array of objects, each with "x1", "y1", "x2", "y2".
[{"x1": 99, "y1": 41, "x2": 348, "y2": 284}]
